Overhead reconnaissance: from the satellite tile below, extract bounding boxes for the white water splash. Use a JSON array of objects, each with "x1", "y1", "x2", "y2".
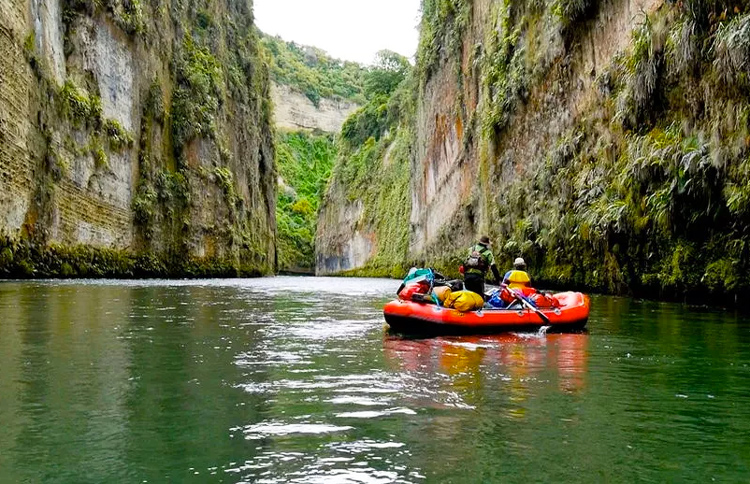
[{"x1": 537, "y1": 325, "x2": 552, "y2": 336}]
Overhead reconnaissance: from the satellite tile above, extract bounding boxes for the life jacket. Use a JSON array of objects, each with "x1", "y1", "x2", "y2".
[
  {"x1": 464, "y1": 244, "x2": 492, "y2": 275},
  {"x1": 503, "y1": 270, "x2": 531, "y2": 290}
]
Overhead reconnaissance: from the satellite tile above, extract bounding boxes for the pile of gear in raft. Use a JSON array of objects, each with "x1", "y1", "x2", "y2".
[
  {"x1": 397, "y1": 236, "x2": 561, "y2": 313},
  {"x1": 396, "y1": 267, "x2": 561, "y2": 313}
]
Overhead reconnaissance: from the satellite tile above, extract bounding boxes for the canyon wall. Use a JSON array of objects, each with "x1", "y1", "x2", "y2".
[
  {"x1": 0, "y1": 0, "x2": 276, "y2": 277},
  {"x1": 271, "y1": 83, "x2": 359, "y2": 133}
]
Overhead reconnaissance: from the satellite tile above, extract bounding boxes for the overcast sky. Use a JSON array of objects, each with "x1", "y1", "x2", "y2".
[{"x1": 253, "y1": 0, "x2": 422, "y2": 65}]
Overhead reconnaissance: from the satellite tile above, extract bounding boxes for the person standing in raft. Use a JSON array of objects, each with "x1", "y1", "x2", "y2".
[
  {"x1": 503, "y1": 257, "x2": 533, "y2": 294},
  {"x1": 462, "y1": 235, "x2": 502, "y2": 297}
]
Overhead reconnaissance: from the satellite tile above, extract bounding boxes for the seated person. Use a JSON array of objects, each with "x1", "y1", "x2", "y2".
[{"x1": 503, "y1": 257, "x2": 534, "y2": 295}]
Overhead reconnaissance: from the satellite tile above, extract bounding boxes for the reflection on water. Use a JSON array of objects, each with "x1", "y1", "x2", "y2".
[
  {"x1": 384, "y1": 333, "x2": 588, "y2": 419},
  {"x1": 385, "y1": 332, "x2": 588, "y2": 392},
  {"x1": 0, "y1": 278, "x2": 749, "y2": 483}
]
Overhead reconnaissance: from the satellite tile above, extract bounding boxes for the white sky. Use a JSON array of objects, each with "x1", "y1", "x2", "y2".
[{"x1": 253, "y1": 0, "x2": 422, "y2": 65}]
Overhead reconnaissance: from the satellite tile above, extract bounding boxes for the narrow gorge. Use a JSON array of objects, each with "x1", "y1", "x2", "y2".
[
  {"x1": 2, "y1": 0, "x2": 749, "y2": 301},
  {"x1": 262, "y1": 34, "x2": 365, "y2": 273}
]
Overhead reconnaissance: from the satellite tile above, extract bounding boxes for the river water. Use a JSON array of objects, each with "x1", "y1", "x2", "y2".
[{"x1": 0, "y1": 277, "x2": 748, "y2": 483}]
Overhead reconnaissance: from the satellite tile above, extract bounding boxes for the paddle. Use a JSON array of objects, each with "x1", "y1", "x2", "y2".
[{"x1": 503, "y1": 285, "x2": 551, "y2": 325}]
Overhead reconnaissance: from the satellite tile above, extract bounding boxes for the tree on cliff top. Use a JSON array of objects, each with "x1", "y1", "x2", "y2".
[
  {"x1": 260, "y1": 32, "x2": 368, "y2": 105},
  {"x1": 364, "y1": 50, "x2": 411, "y2": 98}
]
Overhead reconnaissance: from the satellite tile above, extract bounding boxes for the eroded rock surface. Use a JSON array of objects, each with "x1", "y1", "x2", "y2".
[
  {"x1": 0, "y1": 0, "x2": 276, "y2": 276},
  {"x1": 272, "y1": 83, "x2": 359, "y2": 133}
]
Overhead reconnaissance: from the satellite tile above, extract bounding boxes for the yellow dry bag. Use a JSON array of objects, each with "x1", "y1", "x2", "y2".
[{"x1": 444, "y1": 290, "x2": 485, "y2": 312}]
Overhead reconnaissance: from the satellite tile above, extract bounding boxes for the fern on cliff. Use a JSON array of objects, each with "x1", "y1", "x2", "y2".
[
  {"x1": 171, "y1": 36, "x2": 225, "y2": 150},
  {"x1": 417, "y1": 0, "x2": 472, "y2": 85}
]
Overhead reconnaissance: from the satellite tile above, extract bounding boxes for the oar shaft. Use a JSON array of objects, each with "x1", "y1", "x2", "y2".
[{"x1": 513, "y1": 290, "x2": 550, "y2": 325}]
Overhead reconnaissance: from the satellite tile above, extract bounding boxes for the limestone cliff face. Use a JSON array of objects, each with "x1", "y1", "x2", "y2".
[
  {"x1": 0, "y1": 0, "x2": 276, "y2": 276},
  {"x1": 271, "y1": 83, "x2": 359, "y2": 133},
  {"x1": 316, "y1": 194, "x2": 372, "y2": 274},
  {"x1": 317, "y1": 0, "x2": 750, "y2": 299},
  {"x1": 411, "y1": 0, "x2": 663, "y2": 255}
]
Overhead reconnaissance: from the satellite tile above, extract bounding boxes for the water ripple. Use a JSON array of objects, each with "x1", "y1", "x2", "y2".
[
  {"x1": 235, "y1": 422, "x2": 355, "y2": 439},
  {"x1": 4, "y1": 278, "x2": 749, "y2": 483}
]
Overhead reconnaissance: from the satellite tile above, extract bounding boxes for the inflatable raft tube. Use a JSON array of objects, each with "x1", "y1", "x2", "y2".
[{"x1": 384, "y1": 291, "x2": 590, "y2": 335}]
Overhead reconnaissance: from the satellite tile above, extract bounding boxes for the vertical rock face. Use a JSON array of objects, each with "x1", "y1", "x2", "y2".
[
  {"x1": 408, "y1": 0, "x2": 664, "y2": 259},
  {"x1": 90, "y1": 21, "x2": 135, "y2": 132},
  {"x1": 315, "y1": 112, "x2": 413, "y2": 277},
  {"x1": 317, "y1": 0, "x2": 750, "y2": 299},
  {"x1": 31, "y1": 0, "x2": 66, "y2": 83},
  {"x1": 0, "y1": 0, "x2": 276, "y2": 276},
  {"x1": 316, "y1": 197, "x2": 372, "y2": 274},
  {"x1": 271, "y1": 83, "x2": 359, "y2": 133},
  {"x1": 0, "y1": 0, "x2": 36, "y2": 234}
]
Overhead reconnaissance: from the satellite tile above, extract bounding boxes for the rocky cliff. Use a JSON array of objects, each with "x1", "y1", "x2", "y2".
[
  {"x1": 317, "y1": 0, "x2": 750, "y2": 300},
  {"x1": 271, "y1": 83, "x2": 359, "y2": 133},
  {"x1": 0, "y1": 0, "x2": 276, "y2": 277},
  {"x1": 261, "y1": 33, "x2": 365, "y2": 133}
]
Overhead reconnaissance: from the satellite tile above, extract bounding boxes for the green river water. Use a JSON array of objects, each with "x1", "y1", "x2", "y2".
[{"x1": 0, "y1": 277, "x2": 749, "y2": 483}]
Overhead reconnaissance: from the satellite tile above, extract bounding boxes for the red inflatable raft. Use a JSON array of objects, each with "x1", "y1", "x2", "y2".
[{"x1": 384, "y1": 291, "x2": 590, "y2": 335}]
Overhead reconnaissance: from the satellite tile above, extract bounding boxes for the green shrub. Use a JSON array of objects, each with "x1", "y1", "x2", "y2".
[
  {"x1": 364, "y1": 50, "x2": 411, "y2": 98},
  {"x1": 713, "y1": 14, "x2": 750, "y2": 91},
  {"x1": 416, "y1": 0, "x2": 471, "y2": 85},
  {"x1": 59, "y1": 80, "x2": 102, "y2": 127},
  {"x1": 172, "y1": 36, "x2": 224, "y2": 148},
  {"x1": 93, "y1": 141, "x2": 108, "y2": 169},
  {"x1": 63, "y1": 0, "x2": 145, "y2": 36},
  {"x1": 132, "y1": 181, "x2": 157, "y2": 225},
  {"x1": 214, "y1": 166, "x2": 239, "y2": 207},
  {"x1": 104, "y1": 119, "x2": 134, "y2": 150}
]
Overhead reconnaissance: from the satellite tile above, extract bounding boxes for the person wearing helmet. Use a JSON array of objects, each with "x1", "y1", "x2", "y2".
[
  {"x1": 462, "y1": 235, "x2": 502, "y2": 297},
  {"x1": 503, "y1": 257, "x2": 532, "y2": 292}
]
